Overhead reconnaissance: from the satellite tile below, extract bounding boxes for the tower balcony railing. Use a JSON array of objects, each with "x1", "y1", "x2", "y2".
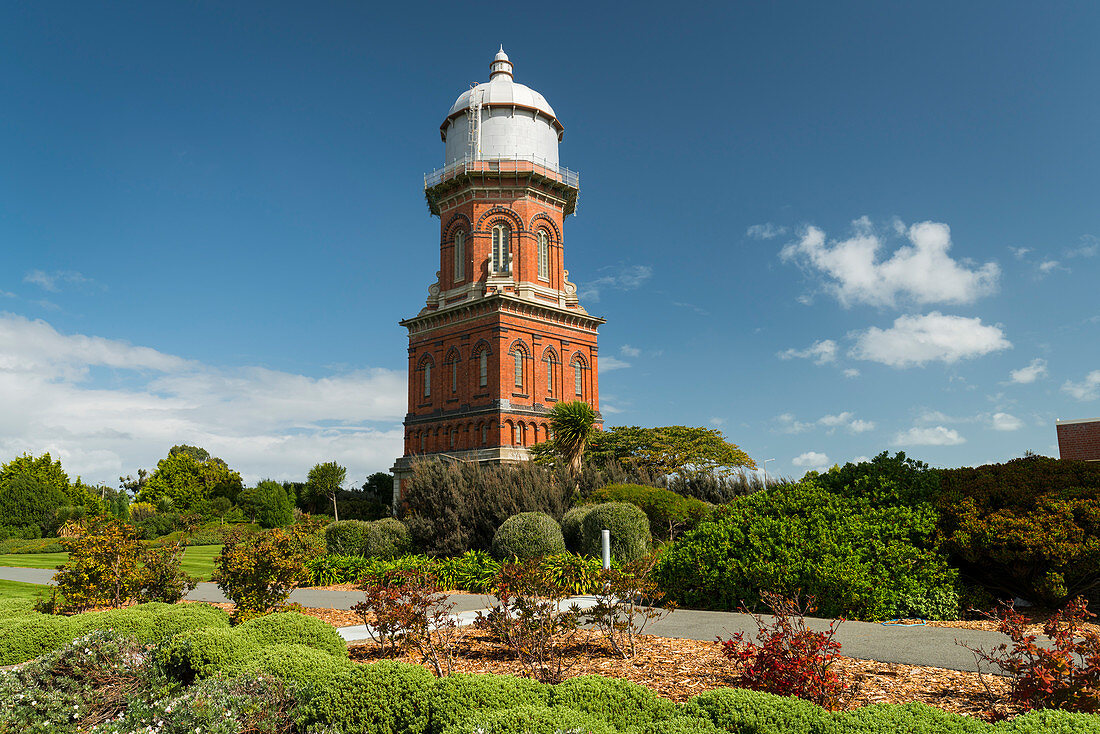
[{"x1": 424, "y1": 154, "x2": 579, "y2": 190}]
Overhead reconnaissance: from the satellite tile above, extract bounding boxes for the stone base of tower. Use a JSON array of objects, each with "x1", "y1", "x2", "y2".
[{"x1": 389, "y1": 446, "x2": 531, "y2": 516}]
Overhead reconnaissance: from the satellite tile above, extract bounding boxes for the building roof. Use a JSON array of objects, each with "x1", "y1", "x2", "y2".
[{"x1": 442, "y1": 48, "x2": 561, "y2": 136}]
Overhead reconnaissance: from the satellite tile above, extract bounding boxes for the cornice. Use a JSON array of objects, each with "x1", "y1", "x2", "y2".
[{"x1": 400, "y1": 293, "x2": 604, "y2": 335}]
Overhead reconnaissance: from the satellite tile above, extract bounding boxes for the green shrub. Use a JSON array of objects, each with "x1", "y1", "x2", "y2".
[
  {"x1": 236, "y1": 611, "x2": 348, "y2": 657},
  {"x1": 362, "y1": 517, "x2": 412, "y2": 559},
  {"x1": 299, "y1": 661, "x2": 436, "y2": 734},
  {"x1": 324, "y1": 519, "x2": 371, "y2": 555},
  {"x1": 551, "y1": 675, "x2": 678, "y2": 729},
  {"x1": 655, "y1": 456, "x2": 958, "y2": 620},
  {"x1": 231, "y1": 643, "x2": 355, "y2": 690},
  {"x1": 0, "y1": 613, "x2": 74, "y2": 665},
  {"x1": 159, "y1": 626, "x2": 259, "y2": 681},
  {"x1": 491, "y1": 512, "x2": 566, "y2": 560},
  {"x1": 994, "y1": 709, "x2": 1100, "y2": 733},
  {"x1": 427, "y1": 673, "x2": 551, "y2": 734},
  {"x1": 631, "y1": 717, "x2": 725, "y2": 734},
  {"x1": 150, "y1": 601, "x2": 231, "y2": 637},
  {"x1": 683, "y1": 687, "x2": 836, "y2": 734},
  {"x1": 580, "y1": 502, "x2": 651, "y2": 562},
  {"x1": 441, "y1": 705, "x2": 616, "y2": 734},
  {"x1": 561, "y1": 505, "x2": 593, "y2": 553},
  {"x1": 588, "y1": 484, "x2": 711, "y2": 540},
  {"x1": 212, "y1": 522, "x2": 323, "y2": 621},
  {"x1": 833, "y1": 702, "x2": 989, "y2": 733}
]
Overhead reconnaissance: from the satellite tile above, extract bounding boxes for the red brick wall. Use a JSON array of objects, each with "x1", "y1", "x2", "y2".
[{"x1": 1057, "y1": 420, "x2": 1100, "y2": 461}]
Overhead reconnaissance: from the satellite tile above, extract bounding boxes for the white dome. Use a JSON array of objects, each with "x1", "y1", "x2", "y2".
[{"x1": 440, "y1": 49, "x2": 563, "y2": 167}]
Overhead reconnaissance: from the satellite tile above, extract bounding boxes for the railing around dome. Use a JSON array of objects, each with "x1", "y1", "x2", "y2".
[{"x1": 424, "y1": 154, "x2": 579, "y2": 190}]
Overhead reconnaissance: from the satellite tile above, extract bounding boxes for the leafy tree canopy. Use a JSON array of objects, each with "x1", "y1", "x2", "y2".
[
  {"x1": 238, "y1": 479, "x2": 295, "y2": 528},
  {"x1": 138, "y1": 447, "x2": 243, "y2": 511},
  {"x1": 306, "y1": 461, "x2": 347, "y2": 520},
  {"x1": 585, "y1": 426, "x2": 757, "y2": 477},
  {"x1": 0, "y1": 473, "x2": 68, "y2": 532},
  {"x1": 1, "y1": 452, "x2": 70, "y2": 496}
]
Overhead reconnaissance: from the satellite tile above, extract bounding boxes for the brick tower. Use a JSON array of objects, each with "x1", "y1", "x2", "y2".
[{"x1": 391, "y1": 48, "x2": 604, "y2": 505}]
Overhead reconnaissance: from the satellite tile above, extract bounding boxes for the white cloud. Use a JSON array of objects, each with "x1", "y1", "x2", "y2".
[
  {"x1": 775, "y1": 413, "x2": 813, "y2": 434},
  {"x1": 708, "y1": 417, "x2": 725, "y2": 427},
  {"x1": 1066, "y1": 236, "x2": 1098, "y2": 258},
  {"x1": 848, "y1": 419, "x2": 876, "y2": 433},
  {"x1": 780, "y1": 218, "x2": 1000, "y2": 308},
  {"x1": 0, "y1": 313, "x2": 406, "y2": 485},
  {"x1": 1010, "y1": 358, "x2": 1048, "y2": 384},
  {"x1": 1063, "y1": 370, "x2": 1100, "y2": 401},
  {"x1": 779, "y1": 339, "x2": 837, "y2": 365},
  {"x1": 792, "y1": 451, "x2": 830, "y2": 470},
  {"x1": 1009, "y1": 247, "x2": 1032, "y2": 260},
  {"x1": 843, "y1": 368, "x2": 860, "y2": 378},
  {"x1": 619, "y1": 344, "x2": 641, "y2": 358},
  {"x1": 849, "y1": 312, "x2": 1011, "y2": 368},
  {"x1": 747, "y1": 223, "x2": 787, "y2": 240},
  {"x1": 1038, "y1": 260, "x2": 1062, "y2": 274},
  {"x1": 991, "y1": 412, "x2": 1024, "y2": 431},
  {"x1": 892, "y1": 425, "x2": 966, "y2": 446},
  {"x1": 817, "y1": 412, "x2": 852, "y2": 427},
  {"x1": 0, "y1": 291, "x2": 15, "y2": 299},
  {"x1": 599, "y1": 356, "x2": 631, "y2": 371},
  {"x1": 580, "y1": 265, "x2": 653, "y2": 302},
  {"x1": 775, "y1": 411, "x2": 874, "y2": 435},
  {"x1": 24, "y1": 270, "x2": 97, "y2": 293}
]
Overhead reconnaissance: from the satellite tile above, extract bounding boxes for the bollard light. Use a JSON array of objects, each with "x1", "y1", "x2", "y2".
[{"x1": 601, "y1": 528, "x2": 611, "y2": 570}]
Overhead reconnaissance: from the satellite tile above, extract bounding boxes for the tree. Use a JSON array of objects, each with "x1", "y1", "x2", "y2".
[
  {"x1": 306, "y1": 461, "x2": 347, "y2": 521},
  {"x1": 588, "y1": 426, "x2": 756, "y2": 476},
  {"x1": 138, "y1": 447, "x2": 244, "y2": 511},
  {"x1": 238, "y1": 479, "x2": 294, "y2": 528},
  {"x1": 0, "y1": 453, "x2": 71, "y2": 533},
  {"x1": 548, "y1": 401, "x2": 597, "y2": 475}
]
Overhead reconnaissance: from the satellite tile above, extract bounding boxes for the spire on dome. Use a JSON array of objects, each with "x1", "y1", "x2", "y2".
[{"x1": 489, "y1": 46, "x2": 513, "y2": 80}]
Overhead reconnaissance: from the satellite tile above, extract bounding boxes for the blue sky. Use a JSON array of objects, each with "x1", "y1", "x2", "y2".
[{"x1": 2, "y1": 1, "x2": 1097, "y2": 485}]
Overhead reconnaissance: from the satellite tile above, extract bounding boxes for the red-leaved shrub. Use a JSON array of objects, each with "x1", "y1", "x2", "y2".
[
  {"x1": 719, "y1": 593, "x2": 847, "y2": 708},
  {"x1": 967, "y1": 597, "x2": 1100, "y2": 713}
]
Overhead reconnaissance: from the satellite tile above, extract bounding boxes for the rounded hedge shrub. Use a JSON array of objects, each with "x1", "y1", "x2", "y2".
[
  {"x1": 683, "y1": 688, "x2": 834, "y2": 734},
  {"x1": 579, "y1": 502, "x2": 651, "y2": 563},
  {"x1": 492, "y1": 512, "x2": 566, "y2": 560},
  {"x1": 362, "y1": 518, "x2": 412, "y2": 559},
  {"x1": 232, "y1": 643, "x2": 356, "y2": 690},
  {"x1": 0, "y1": 614, "x2": 74, "y2": 666},
  {"x1": 442, "y1": 705, "x2": 616, "y2": 734},
  {"x1": 160, "y1": 626, "x2": 259, "y2": 681},
  {"x1": 299, "y1": 661, "x2": 436, "y2": 734},
  {"x1": 587, "y1": 484, "x2": 711, "y2": 540},
  {"x1": 236, "y1": 611, "x2": 347, "y2": 657},
  {"x1": 551, "y1": 675, "x2": 679, "y2": 729},
  {"x1": 428, "y1": 673, "x2": 551, "y2": 733},
  {"x1": 833, "y1": 702, "x2": 988, "y2": 733},
  {"x1": 324, "y1": 520, "x2": 371, "y2": 555},
  {"x1": 561, "y1": 505, "x2": 593, "y2": 553}
]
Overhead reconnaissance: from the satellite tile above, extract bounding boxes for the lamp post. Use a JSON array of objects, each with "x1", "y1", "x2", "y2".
[{"x1": 762, "y1": 458, "x2": 776, "y2": 487}]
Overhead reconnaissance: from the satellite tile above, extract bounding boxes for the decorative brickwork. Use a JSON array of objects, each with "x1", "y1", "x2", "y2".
[{"x1": 1057, "y1": 418, "x2": 1100, "y2": 461}]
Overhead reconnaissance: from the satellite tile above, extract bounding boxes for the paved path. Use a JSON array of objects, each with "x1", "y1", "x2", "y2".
[{"x1": 0, "y1": 566, "x2": 1006, "y2": 673}]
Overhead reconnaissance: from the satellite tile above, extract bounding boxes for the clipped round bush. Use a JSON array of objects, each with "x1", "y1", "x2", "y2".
[
  {"x1": 236, "y1": 611, "x2": 347, "y2": 657},
  {"x1": 159, "y1": 626, "x2": 259, "y2": 681},
  {"x1": 324, "y1": 519, "x2": 371, "y2": 555},
  {"x1": 299, "y1": 661, "x2": 436, "y2": 734},
  {"x1": 551, "y1": 675, "x2": 678, "y2": 729},
  {"x1": 579, "y1": 502, "x2": 651, "y2": 563},
  {"x1": 362, "y1": 518, "x2": 412, "y2": 559},
  {"x1": 429, "y1": 673, "x2": 551, "y2": 733},
  {"x1": 71, "y1": 607, "x2": 156, "y2": 640},
  {"x1": 0, "y1": 614, "x2": 74, "y2": 666},
  {"x1": 561, "y1": 505, "x2": 593, "y2": 553},
  {"x1": 232, "y1": 643, "x2": 356, "y2": 690},
  {"x1": 632, "y1": 718, "x2": 725, "y2": 734},
  {"x1": 151, "y1": 601, "x2": 231, "y2": 637},
  {"x1": 834, "y1": 702, "x2": 988, "y2": 733},
  {"x1": 995, "y1": 708, "x2": 1100, "y2": 733},
  {"x1": 588, "y1": 484, "x2": 712, "y2": 540},
  {"x1": 443, "y1": 705, "x2": 616, "y2": 734},
  {"x1": 683, "y1": 688, "x2": 833, "y2": 734},
  {"x1": 491, "y1": 512, "x2": 566, "y2": 560}
]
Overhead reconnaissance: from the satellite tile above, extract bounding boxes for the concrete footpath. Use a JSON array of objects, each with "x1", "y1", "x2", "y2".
[{"x1": 0, "y1": 566, "x2": 1005, "y2": 674}]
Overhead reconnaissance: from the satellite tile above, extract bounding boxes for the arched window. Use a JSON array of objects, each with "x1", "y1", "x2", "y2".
[
  {"x1": 504, "y1": 421, "x2": 514, "y2": 445},
  {"x1": 481, "y1": 423, "x2": 488, "y2": 445},
  {"x1": 510, "y1": 342, "x2": 528, "y2": 392},
  {"x1": 419, "y1": 432, "x2": 425, "y2": 452},
  {"x1": 537, "y1": 230, "x2": 550, "y2": 281},
  {"x1": 571, "y1": 354, "x2": 587, "y2": 398},
  {"x1": 492, "y1": 224, "x2": 511, "y2": 274},
  {"x1": 515, "y1": 422, "x2": 523, "y2": 445},
  {"x1": 450, "y1": 428, "x2": 456, "y2": 450},
  {"x1": 543, "y1": 348, "x2": 559, "y2": 395},
  {"x1": 418, "y1": 356, "x2": 435, "y2": 399},
  {"x1": 445, "y1": 349, "x2": 460, "y2": 394},
  {"x1": 453, "y1": 230, "x2": 465, "y2": 281}
]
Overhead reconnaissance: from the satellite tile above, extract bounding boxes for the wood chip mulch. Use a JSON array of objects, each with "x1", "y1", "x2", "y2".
[
  {"x1": 346, "y1": 628, "x2": 1021, "y2": 721},
  {"x1": 927, "y1": 616, "x2": 1100, "y2": 637}
]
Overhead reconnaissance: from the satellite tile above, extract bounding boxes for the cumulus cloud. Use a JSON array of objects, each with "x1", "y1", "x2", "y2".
[
  {"x1": 792, "y1": 451, "x2": 830, "y2": 470},
  {"x1": 780, "y1": 218, "x2": 1000, "y2": 308},
  {"x1": 991, "y1": 413, "x2": 1024, "y2": 431},
  {"x1": 778, "y1": 339, "x2": 837, "y2": 365},
  {"x1": 1063, "y1": 370, "x2": 1100, "y2": 401},
  {"x1": 747, "y1": 223, "x2": 787, "y2": 240},
  {"x1": 893, "y1": 425, "x2": 966, "y2": 446},
  {"x1": 599, "y1": 356, "x2": 631, "y2": 371},
  {"x1": 775, "y1": 411, "x2": 874, "y2": 435},
  {"x1": 580, "y1": 264, "x2": 653, "y2": 302},
  {"x1": 1010, "y1": 358, "x2": 1048, "y2": 384},
  {"x1": 849, "y1": 312, "x2": 1011, "y2": 368},
  {"x1": 0, "y1": 313, "x2": 406, "y2": 485}
]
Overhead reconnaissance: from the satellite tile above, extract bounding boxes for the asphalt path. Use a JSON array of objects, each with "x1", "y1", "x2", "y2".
[{"x1": 0, "y1": 566, "x2": 1007, "y2": 673}]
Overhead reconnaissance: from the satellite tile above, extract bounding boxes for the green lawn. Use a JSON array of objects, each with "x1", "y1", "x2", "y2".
[
  {"x1": 0, "y1": 578, "x2": 50, "y2": 604},
  {"x1": 0, "y1": 544, "x2": 222, "y2": 581}
]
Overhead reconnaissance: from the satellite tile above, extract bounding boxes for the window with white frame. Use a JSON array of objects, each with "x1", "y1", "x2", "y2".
[
  {"x1": 478, "y1": 350, "x2": 488, "y2": 387},
  {"x1": 492, "y1": 224, "x2": 510, "y2": 274},
  {"x1": 453, "y1": 230, "x2": 465, "y2": 281},
  {"x1": 573, "y1": 361, "x2": 583, "y2": 397},
  {"x1": 545, "y1": 354, "x2": 554, "y2": 393},
  {"x1": 537, "y1": 230, "x2": 549, "y2": 280},
  {"x1": 513, "y1": 349, "x2": 524, "y2": 389}
]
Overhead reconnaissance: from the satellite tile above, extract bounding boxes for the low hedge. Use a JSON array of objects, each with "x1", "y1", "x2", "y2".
[
  {"x1": 551, "y1": 675, "x2": 679, "y2": 729},
  {"x1": 236, "y1": 611, "x2": 347, "y2": 657},
  {"x1": 586, "y1": 484, "x2": 711, "y2": 540},
  {"x1": 443, "y1": 704, "x2": 616, "y2": 734},
  {"x1": 231, "y1": 642, "x2": 356, "y2": 689},
  {"x1": 297, "y1": 660, "x2": 436, "y2": 734},
  {"x1": 491, "y1": 512, "x2": 566, "y2": 560},
  {"x1": 427, "y1": 673, "x2": 552, "y2": 733},
  {"x1": 580, "y1": 502, "x2": 652, "y2": 563}
]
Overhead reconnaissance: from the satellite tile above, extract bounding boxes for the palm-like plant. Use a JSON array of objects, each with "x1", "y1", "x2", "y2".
[{"x1": 548, "y1": 400, "x2": 596, "y2": 475}]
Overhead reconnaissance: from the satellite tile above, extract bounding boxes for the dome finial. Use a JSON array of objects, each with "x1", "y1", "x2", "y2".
[{"x1": 490, "y1": 46, "x2": 513, "y2": 80}]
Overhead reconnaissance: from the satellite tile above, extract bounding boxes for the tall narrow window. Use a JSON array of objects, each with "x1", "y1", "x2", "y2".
[
  {"x1": 450, "y1": 361, "x2": 458, "y2": 393},
  {"x1": 514, "y1": 423, "x2": 522, "y2": 445},
  {"x1": 513, "y1": 350, "x2": 523, "y2": 389},
  {"x1": 450, "y1": 429, "x2": 456, "y2": 449},
  {"x1": 537, "y1": 230, "x2": 549, "y2": 280},
  {"x1": 481, "y1": 424, "x2": 488, "y2": 444},
  {"x1": 453, "y1": 231, "x2": 465, "y2": 281},
  {"x1": 423, "y1": 363, "x2": 432, "y2": 398},
  {"x1": 574, "y1": 362, "x2": 583, "y2": 396},
  {"x1": 545, "y1": 355, "x2": 554, "y2": 393},
  {"x1": 419, "y1": 433, "x2": 425, "y2": 452},
  {"x1": 492, "y1": 224, "x2": 510, "y2": 274},
  {"x1": 478, "y1": 351, "x2": 488, "y2": 387}
]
